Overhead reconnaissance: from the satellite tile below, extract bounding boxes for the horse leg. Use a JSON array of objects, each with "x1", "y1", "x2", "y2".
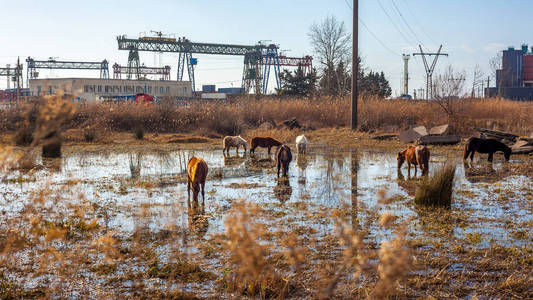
[
  {"x1": 187, "y1": 180, "x2": 191, "y2": 208},
  {"x1": 407, "y1": 163, "x2": 411, "y2": 178},
  {"x1": 488, "y1": 152, "x2": 493, "y2": 162},
  {"x1": 414, "y1": 165, "x2": 418, "y2": 177},
  {"x1": 201, "y1": 182, "x2": 205, "y2": 207},
  {"x1": 470, "y1": 151, "x2": 475, "y2": 161},
  {"x1": 268, "y1": 146, "x2": 272, "y2": 155}
]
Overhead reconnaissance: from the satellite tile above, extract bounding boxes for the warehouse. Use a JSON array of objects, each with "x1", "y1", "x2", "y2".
[
  {"x1": 29, "y1": 78, "x2": 192, "y2": 101},
  {"x1": 487, "y1": 44, "x2": 533, "y2": 100}
]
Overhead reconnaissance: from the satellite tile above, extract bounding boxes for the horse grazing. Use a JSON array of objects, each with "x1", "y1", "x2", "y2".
[
  {"x1": 250, "y1": 136, "x2": 282, "y2": 154},
  {"x1": 464, "y1": 137, "x2": 511, "y2": 162},
  {"x1": 295, "y1": 135, "x2": 308, "y2": 154},
  {"x1": 187, "y1": 157, "x2": 208, "y2": 207},
  {"x1": 276, "y1": 145, "x2": 293, "y2": 177},
  {"x1": 223, "y1": 135, "x2": 247, "y2": 154},
  {"x1": 397, "y1": 145, "x2": 430, "y2": 177}
]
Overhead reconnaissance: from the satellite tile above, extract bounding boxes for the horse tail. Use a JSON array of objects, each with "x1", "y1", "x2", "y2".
[{"x1": 463, "y1": 138, "x2": 471, "y2": 160}]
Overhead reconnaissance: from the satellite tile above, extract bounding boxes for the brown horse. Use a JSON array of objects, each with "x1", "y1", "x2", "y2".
[
  {"x1": 250, "y1": 136, "x2": 282, "y2": 154},
  {"x1": 397, "y1": 145, "x2": 430, "y2": 177},
  {"x1": 276, "y1": 145, "x2": 292, "y2": 177},
  {"x1": 464, "y1": 137, "x2": 511, "y2": 162},
  {"x1": 187, "y1": 157, "x2": 208, "y2": 207}
]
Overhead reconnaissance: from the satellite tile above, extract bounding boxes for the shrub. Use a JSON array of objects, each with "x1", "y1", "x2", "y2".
[
  {"x1": 414, "y1": 163, "x2": 456, "y2": 207},
  {"x1": 84, "y1": 130, "x2": 95, "y2": 142},
  {"x1": 135, "y1": 127, "x2": 144, "y2": 140},
  {"x1": 14, "y1": 127, "x2": 34, "y2": 146}
]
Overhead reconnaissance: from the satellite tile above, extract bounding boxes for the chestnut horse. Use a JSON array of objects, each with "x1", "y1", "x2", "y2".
[
  {"x1": 464, "y1": 137, "x2": 511, "y2": 162},
  {"x1": 187, "y1": 157, "x2": 208, "y2": 207},
  {"x1": 250, "y1": 136, "x2": 282, "y2": 154},
  {"x1": 276, "y1": 145, "x2": 293, "y2": 177},
  {"x1": 397, "y1": 145, "x2": 430, "y2": 177}
]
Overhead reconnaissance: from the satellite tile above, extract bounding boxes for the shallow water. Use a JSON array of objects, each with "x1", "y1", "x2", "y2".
[{"x1": 1, "y1": 145, "x2": 531, "y2": 249}]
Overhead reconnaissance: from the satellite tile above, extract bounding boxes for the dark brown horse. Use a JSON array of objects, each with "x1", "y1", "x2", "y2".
[
  {"x1": 250, "y1": 136, "x2": 282, "y2": 154},
  {"x1": 275, "y1": 145, "x2": 292, "y2": 177},
  {"x1": 464, "y1": 137, "x2": 511, "y2": 162}
]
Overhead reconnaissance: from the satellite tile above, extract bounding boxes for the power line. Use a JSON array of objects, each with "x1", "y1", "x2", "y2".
[
  {"x1": 358, "y1": 18, "x2": 401, "y2": 57},
  {"x1": 343, "y1": 0, "x2": 401, "y2": 57},
  {"x1": 401, "y1": 0, "x2": 438, "y2": 45},
  {"x1": 376, "y1": 0, "x2": 417, "y2": 47},
  {"x1": 390, "y1": 0, "x2": 423, "y2": 46}
]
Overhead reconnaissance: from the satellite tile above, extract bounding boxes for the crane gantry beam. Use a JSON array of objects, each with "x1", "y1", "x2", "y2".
[
  {"x1": 26, "y1": 57, "x2": 110, "y2": 82},
  {"x1": 117, "y1": 35, "x2": 278, "y2": 94},
  {"x1": 112, "y1": 63, "x2": 171, "y2": 80}
]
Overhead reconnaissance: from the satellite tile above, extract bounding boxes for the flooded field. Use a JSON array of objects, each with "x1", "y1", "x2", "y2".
[{"x1": 1, "y1": 144, "x2": 532, "y2": 298}]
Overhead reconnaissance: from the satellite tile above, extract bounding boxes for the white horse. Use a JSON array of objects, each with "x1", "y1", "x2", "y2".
[
  {"x1": 223, "y1": 135, "x2": 248, "y2": 154},
  {"x1": 295, "y1": 135, "x2": 308, "y2": 154}
]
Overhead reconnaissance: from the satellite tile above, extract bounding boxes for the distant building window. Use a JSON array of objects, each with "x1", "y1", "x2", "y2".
[
  {"x1": 98, "y1": 85, "x2": 102, "y2": 92},
  {"x1": 160, "y1": 87, "x2": 163, "y2": 94},
  {"x1": 183, "y1": 87, "x2": 187, "y2": 94},
  {"x1": 147, "y1": 86, "x2": 152, "y2": 93},
  {"x1": 136, "y1": 86, "x2": 143, "y2": 93},
  {"x1": 37, "y1": 86, "x2": 41, "y2": 95},
  {"x1": 166, "y1": 87, "x2": 170, "y2": 93},
  {"x1": 84, "y1": 85, "x2": 89, "y2": 93},
  {"x1": 105, "y1": 85, "x2": 111, "y2": 93}
]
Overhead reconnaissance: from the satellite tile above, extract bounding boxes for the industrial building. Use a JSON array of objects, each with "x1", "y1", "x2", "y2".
[
  {"x1": 28, "y1": 78, "x2": 192, "y2": 101},
  {"x1": 487, "y1": 44, "x2": 533, "y2": 100}
]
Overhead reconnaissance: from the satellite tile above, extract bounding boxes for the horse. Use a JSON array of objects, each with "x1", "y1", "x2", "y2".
[
  {"x1": 250, "y1": 136, "x2": 282, "y2": 154},
  {"x1": 464, "y1": 137, "x2": 511, "y2": 162},
  {"x1": 276, "y1": 145, "x2": 293, "y2": 177},
  {"x1": 223, "y1": 135, "x2": 248, "y2": 154},
  {"x1": 295, "y1": 135, "x2": 308, "y2": 154},
  {"x1": 397, "y1": 145, "x2": 430, "y2": 177},
  {"x1": 187, "y1": 157, "x2": 208, "y2": 207}
]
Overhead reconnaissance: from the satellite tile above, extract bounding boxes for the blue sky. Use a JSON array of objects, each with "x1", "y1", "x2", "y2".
[{"x1": 0, "y1": 0, "x2": 530, "y2": 95}]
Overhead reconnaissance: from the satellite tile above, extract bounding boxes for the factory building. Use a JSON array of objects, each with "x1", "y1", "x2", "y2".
[
  {"x1": 487, "y1": 44, "x2": 533, "y2": 100},
  {"x1": 28, "y1": 78, "x2": 192, "y2": 101}
]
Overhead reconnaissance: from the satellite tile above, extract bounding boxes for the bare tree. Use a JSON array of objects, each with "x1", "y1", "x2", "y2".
[
  {"x1": 308, "y1": 16, "x2": 351, "y2": 95},
  {"x1": 308, "y1": 15, "x2": 351, "y2": 67},
  {"x1": 433, "y1": 65, "x2": 467, "y2": 117},
  {"x1": 489, "y1": 52, "x2": 502, "y2": 81},
  {"x1": 470, "y1": 64, "x2": 484, "y2": 98}
]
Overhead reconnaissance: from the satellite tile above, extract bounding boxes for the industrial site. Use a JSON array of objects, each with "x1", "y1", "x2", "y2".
[{"x1": 0, "y1": 1, "x2": 532, "y2": 299}]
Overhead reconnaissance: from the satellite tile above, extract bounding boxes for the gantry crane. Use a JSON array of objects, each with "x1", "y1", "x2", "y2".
[
  {"x1": 26, "y1": 57, "x2": 109, "y2": 83},
  {"x1": 112, "y1": 63, "x2": 171, "y2": 81}
]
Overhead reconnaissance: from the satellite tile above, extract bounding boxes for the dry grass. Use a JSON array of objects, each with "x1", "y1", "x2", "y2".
[
  {"x1": 415, "y1": 163, "x2": 456, "y2": 207},
  {"x1": 2, "y1": 96, "x2": 531, "y2": 141}
]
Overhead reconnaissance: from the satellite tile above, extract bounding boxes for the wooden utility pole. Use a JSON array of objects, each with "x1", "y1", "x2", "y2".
[{"x1": 351, "y1": 0, "x2": 358, "y2": 130}]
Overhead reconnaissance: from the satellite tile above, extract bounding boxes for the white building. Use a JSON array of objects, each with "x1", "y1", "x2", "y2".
[{"x1": 29, "y1": 78, "x2": 192, "y2": 101}]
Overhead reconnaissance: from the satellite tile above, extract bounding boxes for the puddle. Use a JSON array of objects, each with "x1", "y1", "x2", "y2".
[{"x1": 1, "y1": 145, "x2": 531, "y2": 249}]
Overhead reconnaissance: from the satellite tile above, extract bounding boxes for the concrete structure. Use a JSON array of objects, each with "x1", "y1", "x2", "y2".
[
  {"x1": 29, "y1": 78, "x2": 192, "y2": 101},
  {"x1": 487, "y1": 45, "x2": 533, "y2": 100}
]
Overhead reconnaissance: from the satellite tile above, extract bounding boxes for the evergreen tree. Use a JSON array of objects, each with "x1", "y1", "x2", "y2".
[{"x1": 278, "y1": 65, "x2": 317, "y2": 96}]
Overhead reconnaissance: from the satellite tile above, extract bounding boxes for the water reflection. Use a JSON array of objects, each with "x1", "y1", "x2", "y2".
[
  {"x1": 249, "y1": 155, "x2": 275, "y2": 169},
  {"x1": 351, "y1": 150, "x2": 359, "y2": 229},
  {"x1": 188, "y1": 204, "x2": 208, "y2": 237},
  {"x1": 129, "y1": 152, "x2": 142, "y2": 178},
  {"x1": 463, "y1": 162, "x2": 509, "y2": 183},
  {"x1": 274, "y1": 178, "x2": 292, "y2": 204},
  {"x1": 223, "y1": 152, "x2": 247, "y2": 168}
]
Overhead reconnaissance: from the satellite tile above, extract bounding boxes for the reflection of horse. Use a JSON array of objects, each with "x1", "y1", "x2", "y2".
[
  {"x1": 464, "y1": 137, "x2": 511, "y2": 162},
  {"x1": 129, "y1": 152, "x2": 142, "y2": 178},
  {"x1": 188, "y1": 205, "x2": 208, "y2": 237},
  {"x1": 223, "y1": 152, "x2": 247, "y2": 168},
  {"x1": 396, "y1": 169, "x2": 418, "y2": 196},
  {"x1": 463, "y1": 161, "x2": 509, "y2": 184},
  {"x1": 187, "y1": 157, "x2": 208, "y2": 207},
  {"x1": 276, "y1": 145, "x2": 293, "y2": 177},
  {"x1": 274, "y1": 178, "x2": 292, "y2": 203},
  {"x1": 249, "y1": 156, "x2": 276, "y2": 169},
  {"x1": 250, "y1": 136, "x2": 282, "y2": 154},
  {"x1": 397, "y1": 145, "x2": 430, "y2": 177},
  {"x1": 295, "y1": 135, "x2": 308, "y2": 154},
  {"x1": 223, "y1": 135, "x2": 248, "y2": 154},
  {"x1": 296, "y1": 154, "x2": 309, "y2": 186}
]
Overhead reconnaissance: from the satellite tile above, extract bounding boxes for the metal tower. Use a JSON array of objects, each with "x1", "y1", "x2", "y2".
[
  {"x1": 126, "y1": 47, "x2": 140, "y2": 79},
  {"x1": 176, "y1": 38, "x2": 197, "y2": 92},
  {"x1": 413, "y1": 45, "x2": 448, "y2": 99},
  {"x1": 261, "y1": 44, "x2": 281, "y2": 94}
]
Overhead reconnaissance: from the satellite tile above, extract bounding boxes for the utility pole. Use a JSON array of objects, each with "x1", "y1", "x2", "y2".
[
  {"x1": 402, "y1": 54, "x2": 410, "y2": 95},
  {"x1": 486, "y1": 76, "x2": 490, "y2": 98},
  {"x1": 413, "y1": 45, "x2": 448, "y2": 100},
  {"x1": 351, "y1": 0, "x2": 358, "y2": 130}
]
